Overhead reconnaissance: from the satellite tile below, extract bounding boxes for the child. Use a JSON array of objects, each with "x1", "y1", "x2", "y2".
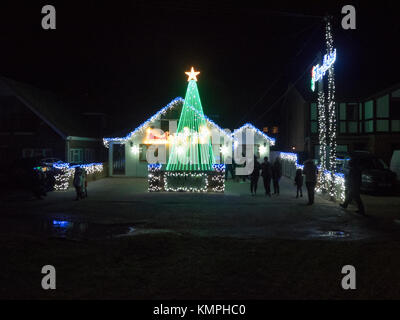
[{"x1": 294, "y1": 168, "x2": 303, "y2": 198}]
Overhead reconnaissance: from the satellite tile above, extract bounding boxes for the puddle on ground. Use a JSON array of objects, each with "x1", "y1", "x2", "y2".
[
  {"x1": 308, "y1": 230, "x2": 350, "y2": 239},
  {"x1": 39, "y1": 218, "x2": 175, "y2": 240}
]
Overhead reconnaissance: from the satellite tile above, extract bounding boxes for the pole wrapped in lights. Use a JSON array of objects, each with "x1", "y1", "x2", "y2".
[
  {"x1": 325, "y1": 18, "x2": 337, "y2": 198},
  {"x1": 310, "y1": 16, "x2": 338, "y2": 198}
]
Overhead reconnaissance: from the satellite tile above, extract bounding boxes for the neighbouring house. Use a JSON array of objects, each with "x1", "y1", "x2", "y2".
[
  {"x1": 0, "y1": 76, "x2": 108, "y2": 171},
  {"x1": 280, "y1": 82, "x2": 400, "y2": 165},
  {"x1": 103, "y1": 98, "x2": 275, "y2": 177}
]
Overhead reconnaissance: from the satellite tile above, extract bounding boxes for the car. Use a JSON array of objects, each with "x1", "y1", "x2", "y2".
[
  {"x1": 390, "y1": 150, "x2": 400, "y2": 182},
  {"x1": 340, "y1": 151, "x2": 397, "y2": 193},
  {"x1": 40, "y1": 158, "x2": 64, "y2": 167}
]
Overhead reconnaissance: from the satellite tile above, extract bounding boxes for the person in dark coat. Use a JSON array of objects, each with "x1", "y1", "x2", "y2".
[
  {"x1": 250, "y1": 156, "x2": 261, "y2": 195},
  {"x1": 340, "y1": 159, "x2": 366, "y2": 215},
  {"x1": 303, "y1": 159, "x2": 318, "y2": 205},
  {"x1": 73, "y1": 167, "x2": 84, "y2": 200},
  {"x1": 261, "y1": 156, "x2": 272, "y2": 197},
  {"x1": 31, "y1": 168, "x2": 47, "y2": 200},
  {"x1": 225, "y1": 156, "x2": 235, "y2": 180},
  {"x1": 272, "y1": 157, "x2": 282, "y2": 195},
  {"x1": 294, "y1": 168, "x2": 303, "y2": 198}
]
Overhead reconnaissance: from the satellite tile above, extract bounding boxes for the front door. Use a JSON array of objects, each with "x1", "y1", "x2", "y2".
[{"x1": 112, "y1": 144, "x2": 125, "y2": 175}]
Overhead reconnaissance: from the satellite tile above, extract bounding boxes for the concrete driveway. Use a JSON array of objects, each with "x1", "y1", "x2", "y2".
[{"x1": 2, "y1": 176, "x2": 400, "y2": 241}]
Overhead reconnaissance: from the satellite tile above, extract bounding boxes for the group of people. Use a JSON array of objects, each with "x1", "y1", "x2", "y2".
[
  {"x1": 248, "y1": 156, "x2": 318, "y2": 205},
  {"x1": 249, "y1": 156, "x2": 282, "y2": 196},
  {"x1": 244, "y1": 155, "x2": 366, "y2": 214}
]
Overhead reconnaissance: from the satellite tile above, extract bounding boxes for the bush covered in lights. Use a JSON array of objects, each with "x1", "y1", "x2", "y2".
[
  {"x1": 148, "y1": 164, "x2": 225, "y2": 193},
  {"x1": 52, "y1": 162, "x2": 104, "y2": 191}
]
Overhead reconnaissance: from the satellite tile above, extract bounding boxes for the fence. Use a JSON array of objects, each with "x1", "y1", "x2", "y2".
[
  {"x1": 279, "y1": 152, "x2": 345, "y2": 202},
  {"x1": 53, "y1": 162, "x2": 106, "y2": 191}
]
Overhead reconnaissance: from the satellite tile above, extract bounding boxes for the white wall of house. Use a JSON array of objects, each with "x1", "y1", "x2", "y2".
[{"x1": 106, "y1": 118, "x2": 272, "y2": 177}]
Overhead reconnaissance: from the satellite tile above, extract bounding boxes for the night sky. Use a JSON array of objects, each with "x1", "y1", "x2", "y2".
[{"x1": 1, "y1": 0, "x2": 399, "y2": 133}]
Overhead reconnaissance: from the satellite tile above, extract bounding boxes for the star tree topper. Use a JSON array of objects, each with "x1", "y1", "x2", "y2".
[{"x1": 185, "y1": 67, "x2": 200, "y2": 82}]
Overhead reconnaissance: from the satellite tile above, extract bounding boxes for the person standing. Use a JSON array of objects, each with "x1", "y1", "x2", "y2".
[
  {"x1": 225, "y1": 155, "x2": 235, "y2": 180},
  {"x1": 272, "y1": 157, "x2": 282, "y2": 195},
  {"x1": 303, "y1": 159, "x2": 318, "y2": 205},
  {"x1": 250, "y1": 156, "x2": 261, "y2": 196},
  {"x1": 294, "y1": 168, "x2": 303, "y2": 198},
  {"x1": 73, "y1": 167, "x2": 84, "y2": 200},
  {"x1": 82, "y1": 168, "x2": 88, "y2": 198},
  {"x1": 340, "y1": 159, "x2": 366, "y2": 215},
  {"x1": 261, "y1": 156, "x2": 272, "y2": 197}
]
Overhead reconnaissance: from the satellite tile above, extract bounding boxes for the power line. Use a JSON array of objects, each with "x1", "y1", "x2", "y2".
[
  {"x1": 235, "y1": 21, "x2": 322, "y2": 127},
  {"x1": 235, "y1": 76, "x2": 282, "y2": 127},
  {"x1": 253, "y1": 56, "x2": 319, "y2": 124}
]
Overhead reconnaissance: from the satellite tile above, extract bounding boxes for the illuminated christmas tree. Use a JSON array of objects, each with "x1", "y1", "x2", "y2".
[{"x1": 166, "y1": 67, "x2": 215, "y2": 171}]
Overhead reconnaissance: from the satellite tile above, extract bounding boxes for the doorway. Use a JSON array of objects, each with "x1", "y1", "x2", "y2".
[{"x1": 112, "y1": 144, "x2": 125, "y2": 175}]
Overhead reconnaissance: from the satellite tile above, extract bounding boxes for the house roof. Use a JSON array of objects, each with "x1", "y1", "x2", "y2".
[
  {"x1": 233, "y1": 123, "x2": 276, "y2": 146},
  {"x1": 103, "y1": 97, "x2": 234, "y2": 147},
  {"x1": 0, "y1": 76, "x2": 99, "y2": 139},
  {"x1": 104, "y1": 97, "x2": 276, "y2": 148}
]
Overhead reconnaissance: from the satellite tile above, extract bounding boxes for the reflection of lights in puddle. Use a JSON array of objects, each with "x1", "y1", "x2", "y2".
[
  {"x1": 43, "y1": 218, "x2": 173, "y2": 239},
  {"x1": 52, "y1": 220, "x2": 73, "y2": 228},
  {"x1": 311, "y1": 230, "x2": 350, "y2": 239}
]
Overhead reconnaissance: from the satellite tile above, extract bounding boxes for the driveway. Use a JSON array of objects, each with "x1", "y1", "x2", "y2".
[{"x1": 2, "y1": 176, "x2": 400, "y2": 241}]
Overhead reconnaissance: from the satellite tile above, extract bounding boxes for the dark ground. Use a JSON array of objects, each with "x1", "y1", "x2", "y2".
[{"x1": 1, "y1": 177, "x2": 400, "y2": 299}]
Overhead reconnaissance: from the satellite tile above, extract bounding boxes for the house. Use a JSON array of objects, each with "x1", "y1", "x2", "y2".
[
  {"x1": 0, "y1": 76, "x2": 107, "y2": 170},
  {"x1": 280, "y1": 82, "x2": 400, "y2": 164},
  {"x1": 104, "y1": 98, "x2": 275, "y2": 177}
]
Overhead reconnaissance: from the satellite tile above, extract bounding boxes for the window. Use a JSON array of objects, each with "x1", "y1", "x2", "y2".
[
  {"x1": 314, "y1": 145, "x2": 320, "y2": 159},
  {"x1": 85, "y1": 148, "x2": 95, "y2": 162},
  {"x1": 365, "y1": 120, "x2": 374, "y2": 133},
  {"x1": 364, "y1": 100, "x2": 374, "y2": 119},
  {"x1": 139, "y1": 144, "x2": 148, "y2": 162},
  {"x1": 377, "y1": 120, "x2": 389, "y2": 132},
  {"x1": 376, "y1": 95, "x2": 389, "y2": 118},
  {"x1": 22, "y1": 148, "x2": 52, "y2": 158},
  {"x1": 336, "y1": 145, "x2": 348, "y2": 152},
  {"x1": 348, "y1": 122, "x2": 357, "y2": 133},
  {"x1": 346, "y1": 103, "x2": 357, "y2": 121},
  {"x1": 160, "y1": 120, "x2": 169, "y2": 133},
  {"x1": 339, "y1": 103, "x2": 346, "y2": 120},
  {"x1": 310, "y1": 103, "x2": 317, "y2": 120},
  {"x1": 70, "y1": 149, "x2": 83, "y2": 163},
  {"x1": 311, "y1": 121, "x2": 317, "y2": 134},
  {"x1": 310, "y1": 103, "x2": 317, "y2": 134},
  {"x1": 391, "y1": 99, "x2": 400, "y2": 132},
  {"x1": 340, "y1": 122, "x2": 346, "y2": 133}
]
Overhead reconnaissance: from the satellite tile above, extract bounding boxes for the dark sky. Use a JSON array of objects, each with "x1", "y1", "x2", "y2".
[{"x1": 0, "y1": 0, "x2": 399, "y2": 133}]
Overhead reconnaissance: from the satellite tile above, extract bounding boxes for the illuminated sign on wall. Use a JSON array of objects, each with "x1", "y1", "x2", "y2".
[
  {"x1": 143, "y1": 128, "x2": 170, "y2": 144},
  {"x1": 311, "y1": 49, "x2": 337, "y2": 92}
]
